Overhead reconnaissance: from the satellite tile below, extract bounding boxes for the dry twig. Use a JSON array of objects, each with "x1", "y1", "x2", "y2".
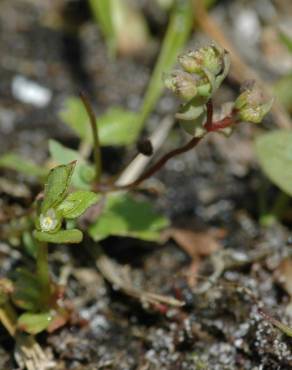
[
  {"x1": 117, "y1": 116, "x2": 175, "y2": 186},
  {"x1": 14, "y1": 334, "x2": 55, "y2": 370},
  {"x1": 96, "y1": 254, "x2": 184, "y2": 309}
]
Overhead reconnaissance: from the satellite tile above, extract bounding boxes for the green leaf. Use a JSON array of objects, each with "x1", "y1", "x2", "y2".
[
  {"x1": 89, "y1": 0, "x2": 116, "y2": 55},
  {"x1": 12, "y1": 269, "x2": 41, "y2": 311},
  {"x1": 89, "y1": 193, "x2": 169, "y2": 241},
  {"x1": 60, "y1": 99, "x2": 139, "y2": 146},
  {"x1": 17, "y1": 312, "x2": 52, "y2": 335},
  {"x1": 49, "y1": 140, "x2": 80, "y2": 163},
  {"x1": 22, "y1": 231, "x2": 38, "y2": 258},
  {"x1": 255, "y1": 130, "x2": 292, "y2": 196},
  {"x1": 157, "y1": 0, "x2": 217, "y2": 11},
  {"x1": 0, "y1": 153, "x2": 47, "y2": 179},
  {"x1": 98, "y1": 108, "x2": 139, "y2": 145},
  {"x1": 136, "y1": 0, "x2": 193, "y2": 131},
  {"x1": 33, "y1": 229, "x2": 83, "y2": 244},
  {"x1": 89, "y1": 0, "x2": 150, "y2": 57},
  {"x1": 49, "y1": 140, "x2": 95, "y2": 189},
  {"x1": 42, "y1": 162, "x2": 76, "y2": 213},
  {"x1": 59, "y1": 97, "x2": 91, "y2": 141},
  {"x1": 58, "y1": 190, "x2": 100, "y2": 219}
]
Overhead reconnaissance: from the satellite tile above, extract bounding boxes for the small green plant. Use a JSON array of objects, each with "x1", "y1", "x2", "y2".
[
  {"x1": 0, "y1": 44, "x2": 272, "y2": 339},
  {"x1": 3, "y1": 162, "x2": 100, "y2": 335}
]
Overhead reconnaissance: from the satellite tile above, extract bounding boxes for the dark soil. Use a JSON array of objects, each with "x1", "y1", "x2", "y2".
[{"x1": 0, "y1": 1, "x2": 292, "y2": 369}]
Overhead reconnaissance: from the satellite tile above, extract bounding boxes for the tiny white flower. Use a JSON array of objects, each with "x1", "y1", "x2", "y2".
[{"x1": 40, "y1": 209, "x2": 59, "y2": 232}]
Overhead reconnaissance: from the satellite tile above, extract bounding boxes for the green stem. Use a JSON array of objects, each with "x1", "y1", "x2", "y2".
[
  {"x1": 80, "y1": 92, "x2": 102, "y2": 183},
  {"x1": 271, "y1": 191, "x2": 290, "y2": 220},
  {"x1": 260, "y1": 190, "x2": 290, "y2": 226},
  {"x1": 258, "y1": 177, "x2": 269, "y2": 218},
  {"x1": 36, "y1": 242, "x2": 50, "y2": 308}
]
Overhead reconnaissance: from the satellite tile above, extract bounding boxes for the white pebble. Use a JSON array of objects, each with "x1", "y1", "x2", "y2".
[
  {"x1": 12, "y1": 75, "x2": 52, "y2": 108},
  {"x1": 235, "y1": 8, "x2": 261, "y2": 44}
]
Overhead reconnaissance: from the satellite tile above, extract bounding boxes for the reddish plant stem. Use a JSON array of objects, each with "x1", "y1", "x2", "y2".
[
  {"x1": 205, "y1": 108, "x2": 238, "y2": 132},
  {"x1": 94, "y1": 107, "x2": 238, "y2": 193},
  {"x1": 206, "y1": 115, "x2": 234, "y2": 132},
  {"x1": 121, "y1": 136, "x2": 202, "y2": 189},
  {"x1": 205, "y1": 100, "x2": 214, "y2": 130},
  {"x1": 95, "y1": 135, "x2": 202, "y2": 192},
  {"x1": 80, "y1": 92, "x2": 102, "y2": 183}
]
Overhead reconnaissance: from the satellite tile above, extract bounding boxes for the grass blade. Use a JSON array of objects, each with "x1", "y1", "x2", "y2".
[{"x1": 137, "y1": 0, "x2": 193, "y2": 130}]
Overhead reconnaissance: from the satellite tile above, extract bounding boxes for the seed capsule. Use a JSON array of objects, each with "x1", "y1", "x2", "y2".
[{"x1": 235, "y1": 81, "x2": 273, "y2": 123}]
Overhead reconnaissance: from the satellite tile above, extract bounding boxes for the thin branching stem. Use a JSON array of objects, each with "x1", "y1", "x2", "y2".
[
  {"x1": 205, "y1": 99, "x2": 213, "y2": 130},
  {"x1": 93, "y1": 106, "x2": 239, "y2": 193},
  {"x1": 80, "y1": 92, "x2": 102, "y2": 183},
  {"x1": 95, "y1": 134, "x2": 202, "y2": 192},
  {"x1": 206, "y1": 115, "x2": 235, "y2": 132},
  {"x1": 120, "y1": 136, "x2": 202, "y2": 190}
]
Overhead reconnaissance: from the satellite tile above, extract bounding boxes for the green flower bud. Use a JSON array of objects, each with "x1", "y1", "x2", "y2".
[
  {"x1": 164, "y1": 71, "x2": 198, "y2": 101},
  {"x1": 168, "y1": 44, "x2": 230, "y2": 103},
  {"x1": 235, "y1": 82, "x2": 273, "y2": 123},
  {"x1": 178, "y1": 44, "x2": 225, "y2": 76},
  {"x1": 39, "y1": 208, "x2": 62, "y2": 233},
  {"x1": 178, "y1": 53, "x2": 199, "y2": 74}
]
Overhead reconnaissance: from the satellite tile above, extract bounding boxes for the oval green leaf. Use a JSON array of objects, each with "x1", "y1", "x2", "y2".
[
  {"x1": 11, "y1": 269, "x2": 41, "y2": 311},
  {"x1": 33, "y1": 229, "x2": 83, "y2": 244},
  {"x1": 49, "y1": 140, "x2": 94, "y2": 189},
  {"x1": 89, "y1": 193, "x2": 169, "y2": 241},
  {"x1": 60, "y1": 98, "x2": 140, "y2": 146},
  {"x1": 58, "y1": 190, "x2": 100, "y2": 219},
  {"x1": 41, "y1": 162, "x2": 76, "y2": 213},
  {"x1": 17, "y1": 312, "x2": 52, "y2": 335},
  {"x1": 255, "y1": 130, "x2": 292, "y2": 196},
  {"x1": 0, "y1": 153, "x2": 47, "y2": 179}
]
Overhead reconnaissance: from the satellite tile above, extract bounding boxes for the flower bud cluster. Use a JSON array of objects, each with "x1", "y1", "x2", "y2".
[
  {"x1": 165, "y1": 44, "x2": 230, "y2": 136},
  {"x1": 165, "y1": 44, "x2": 229, "y2": 103},
  {"x1": 165, "y1": 44, "x2": 273, "y2": 137},
  {"x1": 178, "y1": 45, "x2": 224, "y2": 76}
]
